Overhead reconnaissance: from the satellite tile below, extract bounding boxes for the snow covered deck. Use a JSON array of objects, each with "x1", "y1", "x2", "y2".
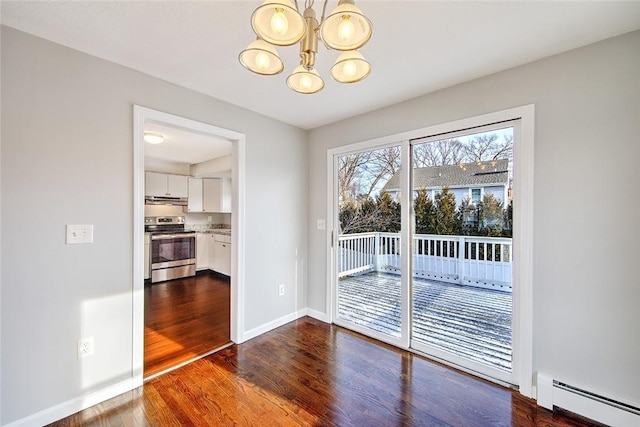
[{"x1": 337, "y1": 272, "x2": 512, "y2": 372}]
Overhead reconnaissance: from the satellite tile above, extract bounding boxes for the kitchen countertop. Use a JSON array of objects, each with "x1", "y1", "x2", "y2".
[{"x1": 193, "y1": 229, "x2": 231, "y2": 235}]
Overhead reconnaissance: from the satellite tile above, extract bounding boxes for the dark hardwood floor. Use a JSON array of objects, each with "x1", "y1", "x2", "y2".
[
  {"x1": 144, "y1": 272, "x2": 230, "y2": 377},
  {"x1": 51, "y1": 317, "x2": 596, "y2": 426}
]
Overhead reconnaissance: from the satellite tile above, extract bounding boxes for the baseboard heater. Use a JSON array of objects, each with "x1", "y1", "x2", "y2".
[{"x1": 537, "y1": 373, "x2": 640, "y2": 426}]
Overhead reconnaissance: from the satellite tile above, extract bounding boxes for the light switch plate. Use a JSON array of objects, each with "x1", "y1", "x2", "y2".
[
  {"x1": 66, "y1": 224, "x2": 94, "y2": 244},
  {"x1": 317, "y1": 219, "x2": 326, "y2": 230}
]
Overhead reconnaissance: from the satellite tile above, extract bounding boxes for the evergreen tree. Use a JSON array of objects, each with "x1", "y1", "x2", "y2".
[
  {"x1": 434, "y1": 187, "x2": 459, "y2": 235},
  {"x1": 502, "y1": 200, "x2": 513, "y2": 238},
  {"x1": 358, "y1": 196, "x2": 378, "y2": 233},
  {"x1": 478, "y1": 193, "x2": 504, "y2": 236},
  {"x1": 457, "y1": 196, "x2": 477, "y2": 235},
  {"x1": 377, "y1": 191, "x2": 401, "y2": 232},
  {"x1": 414, "y1": 188, "x2": 436, "y2": 234}
]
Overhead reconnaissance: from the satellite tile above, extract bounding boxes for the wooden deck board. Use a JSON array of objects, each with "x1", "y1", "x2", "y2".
[{"x1": 338, "y1": 272, "x2": 512, "y2": 372}]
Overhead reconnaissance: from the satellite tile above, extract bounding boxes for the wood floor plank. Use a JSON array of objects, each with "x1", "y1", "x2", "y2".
[
  {"x1": 49, "y1": 317, "x2": 596, "y2": 427},
  {"x1": 144, "y1": 272, "x2": 231, "y2": 377}
]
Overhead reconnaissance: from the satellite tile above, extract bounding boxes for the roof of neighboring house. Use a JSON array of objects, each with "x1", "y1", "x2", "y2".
[{"x1": 383, "y1": 159, "x2": 509, "y2": 192}]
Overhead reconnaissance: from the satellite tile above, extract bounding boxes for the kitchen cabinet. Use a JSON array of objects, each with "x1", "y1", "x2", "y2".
[
  {"x1": 144, "y1": 233, "x2": 150, "y2": 280},
  {"x1": 207, "y1": 233, "x2": 231, "y2": 276},
  {"x1": 188, "y1": 177, "x2": 231, "y2": 213},
  {"x1": 187, "y1": 178, "x2": 204, "y2": 212},
  {"x1": 195, "y1": 232, "x2": 209, "y2": 270},
  {"x1": 204, "y1": 178, "x2": 231, "y2": 213},
  {"x1": 212, "y1": 234, "x2": 231, "y2": 276},
  {"x1": 207, "y1": 234, "x2": 217, "y2": 271},
  {"x1": 145, "y1": 172, "x2": 188, "y2": 198}
]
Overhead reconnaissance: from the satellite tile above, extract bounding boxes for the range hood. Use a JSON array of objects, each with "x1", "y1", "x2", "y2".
[{"x1": 145, "y1": 195, "x2": 188, "y2": 206}]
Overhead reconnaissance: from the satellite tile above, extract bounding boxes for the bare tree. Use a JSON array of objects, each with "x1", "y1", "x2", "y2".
[
  {"x1": 338, "y1": 146, "x2": 400, "y2": 204},
  {"x1": 461, "y1": 134, "x2": 513, "y2": 162},
  {"x1": 361, "y1": 146, "x2": 401, "y2": 196},
  {"x1": 338, "y1": 151, "x2": 371, "y2": 204},
  {"x1": 413, "y1": 139, "x2": 464, "y2": 167}
]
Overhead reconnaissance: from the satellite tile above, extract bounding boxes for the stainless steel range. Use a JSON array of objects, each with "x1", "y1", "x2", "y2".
[{"x1": 145, "y1": 216, "x2": 196, "y2": 283}]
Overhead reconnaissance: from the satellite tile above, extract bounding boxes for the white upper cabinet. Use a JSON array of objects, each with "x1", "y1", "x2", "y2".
[
  {"x1": 145, "y1": 172, "x2": 188, "y2": 198},
  {"x1": 145, "y1": 172, "x2": 168, "y2": 197},
  {"x1": 188, "y1": 177, "x2": 231, "y2": 213},
  {"x1": 203, "y1": 178, "x2": 231, "y2": 213},
  {"x1": 167, "y1": 174, "x2": 189, "y2": 198},
  {"x1": 187, "y1": 178, "x2": 204, "y2": 212}
]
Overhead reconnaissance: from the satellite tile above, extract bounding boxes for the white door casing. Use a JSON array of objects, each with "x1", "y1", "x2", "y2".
[{"x1": 133, "y1": 105, "x2": 246, "y2": 386}]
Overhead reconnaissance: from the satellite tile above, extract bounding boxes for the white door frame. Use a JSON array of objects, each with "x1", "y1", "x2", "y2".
[
  {"x1": 326, "y1": 105, "x2": 535, "y2": 397},
  {"x1": 132, "y1": 105, "x2": 246, "y2": 386}
]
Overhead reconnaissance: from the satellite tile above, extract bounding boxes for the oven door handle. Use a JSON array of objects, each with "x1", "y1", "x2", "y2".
[{"x1": 151, "y1": 233, "x2": 196, "y2": 240}]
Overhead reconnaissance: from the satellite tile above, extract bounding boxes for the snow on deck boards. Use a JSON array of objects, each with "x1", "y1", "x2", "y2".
[{"x1": 338, "y1": 272, "x2": 512, "y2": 372}]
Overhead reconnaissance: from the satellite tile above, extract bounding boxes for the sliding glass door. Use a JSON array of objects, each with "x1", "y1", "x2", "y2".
[{"x1": 330, "y1": 118, "x2": 524, "y2": 387}]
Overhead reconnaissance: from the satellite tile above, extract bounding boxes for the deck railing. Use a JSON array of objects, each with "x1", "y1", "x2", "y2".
[{"x1": 338, "y1": 232, "x2": 512, "y2": 292}]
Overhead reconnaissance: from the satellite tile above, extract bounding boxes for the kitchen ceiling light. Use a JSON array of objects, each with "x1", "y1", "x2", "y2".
[
  {"x1": 144, "y1": 132, "x2": 164, "y2": 144},
  {"x1": 240, "y1": 0, "x2": 372, "y2": 94}
]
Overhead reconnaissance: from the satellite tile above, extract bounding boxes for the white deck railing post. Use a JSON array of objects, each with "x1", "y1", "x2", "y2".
[
  {"x1": 374, "y1": 232, "x2": 380, "y2": 272},
  {"x1": 457, "y1": 236, "x2": 465, "y2": 285}
]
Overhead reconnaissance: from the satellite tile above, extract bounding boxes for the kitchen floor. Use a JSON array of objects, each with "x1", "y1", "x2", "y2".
[{"x1": 144, "y1": 272, "x2": 230, "y2": 378}]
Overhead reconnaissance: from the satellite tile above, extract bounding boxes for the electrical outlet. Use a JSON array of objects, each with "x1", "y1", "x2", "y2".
[
  {"x1": 78, "y1": 337, "x2": 94, "y2": 359},
  {"x1": 278, "y1": 284, "x2": 285, "y2": 296},
  {"x1": 208, "y1": 216, "x2": 212, "y2": 222}
]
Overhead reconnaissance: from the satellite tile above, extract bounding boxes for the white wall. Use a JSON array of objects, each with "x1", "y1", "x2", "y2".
[
  {"x1": 144, "y1": 157, "x2": 191, "y2": 175},
  {"x1": 0, "y1": 26, "x2": 308, "y2": 424},
  {"x1": 308, "y1": 31, "x2": 640, "y2": 406},
  {"x1": 190, "y1": 155, "x2": 232, "y2": 178}
]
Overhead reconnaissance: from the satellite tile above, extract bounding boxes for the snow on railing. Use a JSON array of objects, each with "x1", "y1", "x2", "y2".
[{"x1": 338, "y1": 232, "x2": 513, "y2": 292}]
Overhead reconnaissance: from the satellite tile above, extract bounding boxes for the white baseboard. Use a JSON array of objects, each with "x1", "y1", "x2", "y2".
[
  {"x1": 304, "y1": 308, "x2": 329, "y2": 323},
  {"x1": 242, "y1": 309, "x2": 307, "y2": 342},
  {"x1": 537, "y1": 372, "x2": 640, "y2": 426},
  {"x1": 3, "y1": 378, "x2": 134, "y2": 427},
  {"x1": 5, "y1": 308, "x2": 329, "y2": 426}
]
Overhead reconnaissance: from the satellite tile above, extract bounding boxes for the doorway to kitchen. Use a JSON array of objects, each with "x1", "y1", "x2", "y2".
[{"x1": 133, "y1": 106, "x2": 245, "y2": 383}]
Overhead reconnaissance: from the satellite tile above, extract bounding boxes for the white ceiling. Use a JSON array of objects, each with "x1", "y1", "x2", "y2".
[
  {"x1": 2, "y1": 1, "x2": 640, "y2": 130},
  {"x1": 144, "y1": 121, "x2": 232, "y2": 164}
]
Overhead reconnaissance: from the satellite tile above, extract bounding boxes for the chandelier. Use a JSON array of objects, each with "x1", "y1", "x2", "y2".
[{"x1": 239, "y1": 0, "x2": 373, "y2": 94}]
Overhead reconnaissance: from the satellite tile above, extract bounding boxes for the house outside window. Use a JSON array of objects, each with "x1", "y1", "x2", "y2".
[
  {"x1": 381, "y1": 159, "x2": 509, "y2": 209},
  {"x1": 471, "y1": 188, "x2": 482, "y2": 204}
]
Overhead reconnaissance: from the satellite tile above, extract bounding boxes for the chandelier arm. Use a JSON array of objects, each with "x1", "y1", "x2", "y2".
[
  {"x1": 294, "y1": 0, "x2": 299, "y2": 12},
  {"x1": 320, "y1": 0, "x2": 329, "y2": 25}
]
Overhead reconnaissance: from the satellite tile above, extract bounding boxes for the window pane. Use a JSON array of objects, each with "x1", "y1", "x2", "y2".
[
  {"x1": 411, "y1": 126, "x2": 514, "y2": 374},
  {"x1": 336, "y1": 145, "x2": 403, "y2": 339}
]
